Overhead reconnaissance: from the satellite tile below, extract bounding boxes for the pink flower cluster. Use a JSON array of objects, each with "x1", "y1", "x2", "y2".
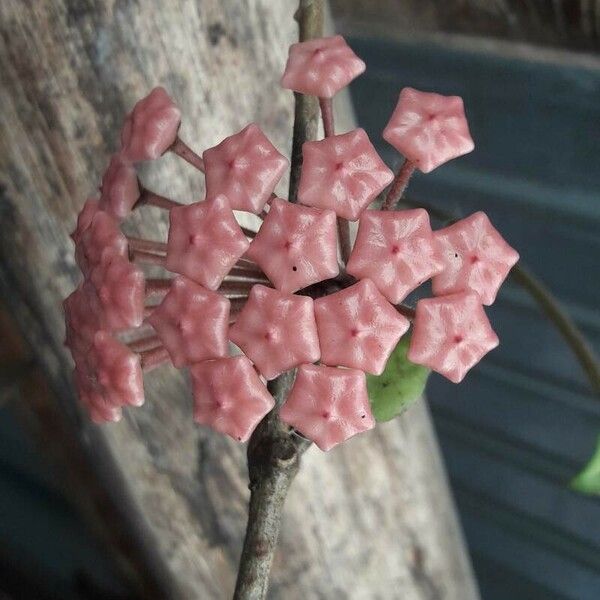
[{"x1": 64, "y1": 35, "x2": 518, "y2": 450}]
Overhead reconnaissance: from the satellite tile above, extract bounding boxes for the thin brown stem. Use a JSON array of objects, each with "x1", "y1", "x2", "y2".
[
  {"x1": 218, "y1": 280, "x2": 253, "y2": 296},
  {"x1": 127, "y1": 237, "x2": 167, "y2": 254},
  {"x1": 382, "y1": 160, "x2": 416, "y2": 211},
  {"x1": 136, "y1": 188, "x2": 182, "y2": 211},
  {"x1": 139, "y1": 346, "x2": 170, "y2": 371},
  {"x1": 145, "y1": 278, "x2": 172, "y2": 295},
  {"x1": 319, "y1": 97, "x2": 335, "y2": 138},
  {"x1": 131, "y1": 250, "x2": 167, "y2": 266},
  {"x1": 169, "y1": 136, "x2": 205, "y2": 172}
]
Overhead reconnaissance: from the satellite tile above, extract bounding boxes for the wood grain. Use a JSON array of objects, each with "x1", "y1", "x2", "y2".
[{"x1": 0, "y1": 1, "x2": 478, "y2": 598}]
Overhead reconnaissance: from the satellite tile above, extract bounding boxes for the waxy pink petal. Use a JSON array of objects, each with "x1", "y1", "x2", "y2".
[
  {"x1": 99, "y1": 153, "x2": 140, "y2": 219},
  {"x1": 314, "y1": 278, "x2": 409, "y2": 375},
  {"x1": 432, "y1": 212, "x2": 519, "y2": 306},
  {"x1": 74, "y1": 331, "x2": 145, "y2": 422},
  {"x1": 121, "y1": 87, "x2": 181, "y2": 162},
  {"x1": 246, "y1": 198, "x2": 338, "y2": 293},
  {"x1": 298, "y1": 128, "x2": 393, "y2": 221},
  {"x1": 148, "y1": 276, "x2": 230, "y2": 368},
  {"x1": 166, "y1": 196, "x2": 250, "y2": 290},
  {"x1": 281, "y1": 35, "x2": 365, "y2": 98},
  {"x1": 280, "y1": 364, "x2": 374, "y2": 451},
  {"x1": 408, "y1": 292, "x2": 499, "y2": 383},
  {"x1": 70, "y1": 198, "x2": 101, "y2": 245},
  {"x1": 88, "y1": 254, "x2": 145, "y2": 330},
  {"x1": 383, "y1": 87, "x2": 474, "y2": 173},
  {"x1": 64, "y1": 283, "x2": 106, "y2": 357},
  {"x1": 203, "y1": 124, "x2": 288, "y2": 214},
  {"x1": 229, "y1": 284, "x2": 320, "y2": 380},
  {"x1": 190, "y1": 356, "x2": 275, "y2": 442},
  {"x1": 74, "y1": 209, "x2": 128, "y2": 276},
  {"x1": 347, "y1": 208, "x2": 443, "y2": 303}
]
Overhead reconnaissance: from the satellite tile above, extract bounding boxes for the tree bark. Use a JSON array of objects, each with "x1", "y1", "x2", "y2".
[{"x1": 0, "y1": 1, "x2": 479, "y2": 598}]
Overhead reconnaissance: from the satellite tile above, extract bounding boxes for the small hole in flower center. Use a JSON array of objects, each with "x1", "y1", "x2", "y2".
[
  {"x1": 470, "y1": 255, "x2": 479, "y2": 264},
  {"x1": 391, "y1": 245, "x2": 400, "y2": 255},
  {"x1": 454, "y1": 334, "x2": 463, "y2": 344},
  {"x1": 189, "y1": 234, "x2": 201, "y2": 246},
  {"x1": 284, "y1": 240, "x2": 292, "y2": 250},
  {"x1": 292, "y1": 265, "x2": 297, "y2": 272},
  {"x1": 335, "y1": 161, "x2": 344, "y2": 171},
  {"x1": 350, "y1": 328, "x2": 359, "y2": 337},
  {"x1": 321, "y1": 410, "x2": 330, "y2": 419}
]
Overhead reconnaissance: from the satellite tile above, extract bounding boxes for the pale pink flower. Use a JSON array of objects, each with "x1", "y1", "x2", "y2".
[
  {"x1": 166, "y1": 196, "x2": 250, "y2": 290},
  {"x1": 88, "y1": 253, "x2": 145, "y2": 330},
  {"x1": 383, "y1": 87, "x2": 474, "y2": 173},
  {"x1": 74, "y1": 209, "x2": 128, "y2": 276},
  {"x1": 314, "y1": 278, "x2": 409, "y2": 375},
  {"x1": 70, "y1": 198, "x2": 101, "y2": 245},
  {"x1": 64, "y1": 283, "x2": 105, "y2": 356},
  {"x1": 432, "y1": 212, "x2": 519, "y2": 306},
  {"x1": 280, "y1": 364, "x2": 374, "y2": 451},
  {"x1": 99, "y1": 153, "x2": 140, "y2": 219},
  {"x1": 407, "y1": 291, "x2": 499, "y2": 383},
  {"x1": 148, "y1": 276, "x2": 230, "y2": 368},
  {"x1": 74, "y1": 331, "x2": 145, "y2": 422},
  {"x1": 281, "y1": 35, "x2": 365, "y2": 98},
  {"x1": 298, "y1": 128, "x2": 393, "y2": 221},
  {"x1": 347, "y1": 208, "x2": 443, "y2": 303},
  {"x1": 190, "y1": 356, "x2": 275, "y2": 442},
  {"x1": 121, "y1": 87, "x2": 181, "y2": 162},
  {"x1": 203, "y1": 124, "x2": 288, "y2": 214},
  {"x1": 246, "y1": 198, "x2": 338, "y2": 293},
  {"x1": 229, "y1": 284, "x2": 320, "y2": 380}
]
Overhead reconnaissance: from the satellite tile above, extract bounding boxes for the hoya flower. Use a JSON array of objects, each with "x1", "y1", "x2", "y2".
[
  {"x1": 148, "y1": 276, "x2": 230, "y2": 368},
  {"x1": 99, "y1": 153, "x2": 140, "y2": 220},
  {"x1": 203, "y1": 124, "x2": 288, "y2": 214},
  {"x1": 314, "y1": 278, "x2": 409, "y2": 375},
  {"x1": 166, "y1": 196, "x2": 250, "y2": 290},
  {"x1": 190, "y1": 356, "x2": 275, "y2": 442},
  {"x1": 74, "y1": 209, "x2": 128, "y2": 276},
  {"x1": 88, "y1": 253, "x2": 145, "y2": 330},
  {"x1": 229, "y1": 284, "x2": 320, "y2": 380},
  {"x1": 74, "y1": 331, "x2": 145, "y2": 422},
  {"x1": 70, "y1": 198, "x2": 100, "y2": 245},
  {"x1": 64, "y1": 283, "x2": 105, "y2": 356},
  {"x1": 280, "y1": 364, "x2": 374, "y2": 451},
  {"x1": 121, "y1": 87, "x2": 181, "y2": 162},
  {"x1": 298, "y1": 128, "x2": 394, "y2": 221},
  {"x1": 383, "y1": 87, "x2": 474, "y2": 173},
  {"x1": 246, "y1": 198, "x2": 338, "y2": 293},
  {"x1": 432, "y1": 212, "x2": 519, "y2": 306},
  {"x1": 407, "y1": 292, "x2": 499, "y2": 383},
  {"x1": 347, "y1": 208, "x2": 443, "y2": 303},
  {"x1": 281, "y1": 35, "x2": 365, "y2": 98}
]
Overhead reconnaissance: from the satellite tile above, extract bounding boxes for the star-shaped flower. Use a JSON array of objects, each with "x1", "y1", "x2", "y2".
[
  {"x1": 166, "y1": 196, "x2": 250, "y2": 290},
  {"x1": 383, "y1": 87, "x2": 474, "y2": 173},
  {"x1": 297, "y1": 128, "x2": 394, "y2": 221},
  {"x1": 280, "y1": 364, "x2": 374, "y2": 451},
  {"x1": 190, "y1": 356, "x2": 275, "y2": 442},
  {"x1": 64, "y1": 283, "x2": 106, "y2": 357},
  {"x1": 408, "y1": 292, "x2": 499, "y2": 383},
  {"x1": 203, "y1": 124, "x2": 288, "y2": 214},
  {"x1": 347, "y1": 208, "x2": 443, "y2": 303},
  {"x1": 229, "y1": 284, "x2": 320, "y2": 380},
  {"x1": 148, "y1": 276, "x2": 230, "y2": 368},
  {"x1": 314, "y1": 278, "x2": 409, "y2": 375},
  {"x1": 121, "y1": 87, "x2": 181, "y2": 162},
  {"x1": 74, "y1": 209, "x2": 128, "y2": 276},
  {"x1": 88, "y1": 253, "x2": 145, "y2": 330},
  {"x1": 99, "y1": 153, "x2": 140, "y2": 220},
  {"x1": 246, "y1": 197, "x2": 338, "y2": 293},
  {"x1": 281, "y1": 35, "x2": 365, "y2": 98},
  {"x1": 432, "y1": 212, "x2": 519, "y2": 306},
  {"x1": 70, "y1": 198, "x2": 100, "y2": 245},
  {"x1": 74, "y1": 331, "x2": 145, "y2": 422}
]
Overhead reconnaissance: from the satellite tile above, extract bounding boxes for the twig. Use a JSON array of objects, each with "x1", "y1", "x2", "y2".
[
  {"x1": 382, "y1": 160, "x2": 416, "y2": 210},
  {"x1": 399, "y1": 197, "x2": 600, "y2": 394},
  {"x1": 233, "y1": 2, "x2": 323, "y2": 598}
]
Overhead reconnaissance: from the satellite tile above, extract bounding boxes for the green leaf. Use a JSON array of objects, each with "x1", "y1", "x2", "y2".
[
  {"x1": 571, "y1": 434, "x2": 600, "y2": 496},
  {"x1": 367, "y1": 335, "x2": 430, "y2": 422}
]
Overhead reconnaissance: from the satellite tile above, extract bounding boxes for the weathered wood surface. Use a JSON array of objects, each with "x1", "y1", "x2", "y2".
[{"x1": 0, "y1": 1, "x2": 478, "y2": 598}]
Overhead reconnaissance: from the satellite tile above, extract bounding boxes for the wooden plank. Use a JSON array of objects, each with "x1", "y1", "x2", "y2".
[{"x1": 0, "y1": 1, "x2": 478, "y2": 597}]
